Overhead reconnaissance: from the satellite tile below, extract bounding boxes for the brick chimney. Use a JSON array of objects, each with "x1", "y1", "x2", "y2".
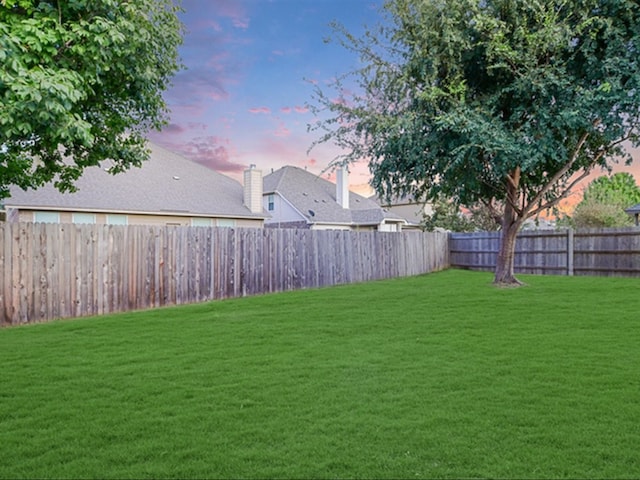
[
  {"x1": 243, "y1": 164, "x2": 263, "y2": 214},
  {"x1": 336, "y1": 166, "x2": 349, "y2": 209}
]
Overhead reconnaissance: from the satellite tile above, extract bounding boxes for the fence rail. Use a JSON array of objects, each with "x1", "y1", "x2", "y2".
[
  {"x1": 5, "y1": 223, "x2": 639, "y2": 326},
  {"x1": 0, "y1": 223, "x2": 449, "y2": 325},
  {"x1": 450, "y1": 227, "x2": 640, "y2": 277}
]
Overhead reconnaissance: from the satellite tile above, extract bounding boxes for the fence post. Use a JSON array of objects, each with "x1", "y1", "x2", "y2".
[{"x1": 567, "y1": 228, "x2": 574, "y2": 276}]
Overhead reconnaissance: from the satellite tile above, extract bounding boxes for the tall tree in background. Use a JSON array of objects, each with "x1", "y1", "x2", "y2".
[
  {"x1": 0, "y1": 0, "x2": 183, "y2": 198},
  {"x1": 311, "y1": 0, "x2": 640, "y2": 285},
  {"x1": 571, "y1": 173, "x2": 640, "y2": 227}
]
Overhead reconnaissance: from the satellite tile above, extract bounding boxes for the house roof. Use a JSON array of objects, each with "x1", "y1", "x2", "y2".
[
  {"x1": 625, "y1": 203, "x2": 640, "y2": 214},
  {"x1": 263, "y1": 166, "x2": 404, "y2": 226},
  {"x1": 5, "y1": 142, "x2": 267, "y2": 219}
]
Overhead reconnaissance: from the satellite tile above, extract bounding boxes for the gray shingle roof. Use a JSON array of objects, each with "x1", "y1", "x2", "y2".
[
  {"x1": 625, "y1": 203, "x2": 640, "y2": 214},
  {"x1": 6, "y1": 142, "x2": 267, "y2": 219},
  {"x1": 264, "y1": 166, "x2": 404, "y2": 226}
]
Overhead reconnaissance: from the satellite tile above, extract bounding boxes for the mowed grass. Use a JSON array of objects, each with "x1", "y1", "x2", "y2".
[{"x1": 1, "y1": 269, "x2": 639, "y2": 479}]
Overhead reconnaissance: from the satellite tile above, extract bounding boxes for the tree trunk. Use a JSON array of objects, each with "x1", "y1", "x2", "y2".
[
  {"x1": 494, "y1": 221, "x2": 521, "y2": 285},
  {"x1": 494, "y1": 168, "x2": 523, "y2": 286}
]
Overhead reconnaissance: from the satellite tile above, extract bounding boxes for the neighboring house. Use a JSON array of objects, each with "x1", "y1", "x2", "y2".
[
  {"x1": 374, "y1": 194, "x2": 432, "y2": 230},
  {"x1": 625, "y1": 203, "x2": 640, "y2": 226},
  {"x1": 4, "y1": 142, "x2": 267, "y2": 228},
  {"x1": 263, "y1": 166, "x2": 406, "y2": 231}
]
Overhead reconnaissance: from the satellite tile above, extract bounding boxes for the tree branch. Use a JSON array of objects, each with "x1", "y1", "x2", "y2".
[
  {"x1": 504, "y1": 167, "x2": 523, "y2": 217},
  {"x1": 521, "y1": 122, "x2": 598, "y2": 219},
  {"x1": 526, "y1": 167, "x2": 595, "y2": 218},
  {"x1": 524, "y1": 127, "x2": 634, "y2": 218}
]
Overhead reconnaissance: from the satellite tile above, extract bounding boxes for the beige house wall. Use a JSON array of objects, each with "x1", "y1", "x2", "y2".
[
  {"x1": 309, "y1": 222, "x2": 404, "y2": 232},
  {"x1": 16, "y1": 209, "x2": 264, "y2": 228}
]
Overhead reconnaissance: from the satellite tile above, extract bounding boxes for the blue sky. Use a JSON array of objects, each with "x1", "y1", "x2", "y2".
[
  {"x1": 149, "y1": 0, "x2": 640, "y2": 205},
  {"x1": 149, "y1": 0, "x2": 382, "y2": 195}
]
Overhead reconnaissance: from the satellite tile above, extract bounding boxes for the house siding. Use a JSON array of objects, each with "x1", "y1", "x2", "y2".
[
  {"x1": 263, "y1": 193, "x2": 306, "y2": 227},
  {"x1": 15, "y1": 209, "x2": 263, "y2": 228},
  {"x1": 310, "y1": 223, "x2": 354, "y2": 231}
]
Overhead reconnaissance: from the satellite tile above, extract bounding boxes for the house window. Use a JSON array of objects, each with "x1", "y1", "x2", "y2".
[
  {"x1": 191, "y1": 218, "x2": 213, "y2": 227},
  {"x1": 72, "y1": 213, "x2": 96, "y2": 224},
  {"x1": 268, "y1": 194, "x2": 275, "y2": 211},
  {"x1": 106, "y1": 214, "x2": 128, "y2": 225},
  {"x1": 34, "y1": 211, "x2": 60, "y2": 224},
  {"x1": 217, "y1": 218, "x2": 236, "y2": 228}
]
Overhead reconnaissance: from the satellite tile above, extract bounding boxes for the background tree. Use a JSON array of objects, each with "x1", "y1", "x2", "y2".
[
  {"x1": 569, "y1": 173, "x2": 640, "y2": 228},
  {"x1": 422, "y1": 198, "x2": 475, "y2": 232},
  {"x1": 0, "y1": 0, "x2": 183, "y2": 198},
  {"x1": 311, "y1": 0, "x2": 640, "y2": 285},
  {"x1": 422, "y1": 197, "x2": 501, "y2": 232}
]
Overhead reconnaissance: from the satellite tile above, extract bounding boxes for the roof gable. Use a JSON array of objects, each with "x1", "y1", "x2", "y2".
[{"x1": 264, "y1": 166, "x2": 403, "y2": 225}]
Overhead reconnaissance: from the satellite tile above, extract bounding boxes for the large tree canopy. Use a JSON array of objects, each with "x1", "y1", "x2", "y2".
[
  {"x1": 0, "y1": 0, "x2": 183, "y2": 198},
  {"x1": 311, "y1": 0, "x2": 640, "y2": 284}
]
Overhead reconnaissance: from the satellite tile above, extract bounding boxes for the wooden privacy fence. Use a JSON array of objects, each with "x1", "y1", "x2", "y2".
[
  {"x1": 0, "y1": 223, "x2": 449, "y2": 325},
  {"x1": 450, "y1": 227, "x2": 640, "y2": 277}
]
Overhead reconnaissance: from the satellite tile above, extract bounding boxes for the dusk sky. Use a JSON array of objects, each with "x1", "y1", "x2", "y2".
[
  {"x1": 149, "y1": 0, "x2": 640, "y2": 206},
  {"x1": 148, "y1": 0, "x2": 382, "y2": 196}
]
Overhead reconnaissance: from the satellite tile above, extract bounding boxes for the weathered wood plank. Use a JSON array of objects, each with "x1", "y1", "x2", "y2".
[{"x1": 2, "y1": 223, "x2": 454, "y2": 325}]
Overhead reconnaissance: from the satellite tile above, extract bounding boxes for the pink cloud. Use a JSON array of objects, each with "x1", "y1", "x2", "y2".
[
  {"x1": 274, "y1": 123, "x2": 291, "y2": 138},
  {"x1": 190, "y1": 19, "x2": 222, "y2": 32},
  {"x1": 257, "y1": 137, "x2": 326, "y2": 174},
  {"x1": 280, "y1": 105, "x2": 308, "y2": 115},
  {"x1": 164, "y1": 6, "x2": 248, "y2": 112},
  {"x1": 167, "y1": 62, "x2": 233, "y2": 106},
  {"x1": 249, "y1": 107, "x2": 271, "y2": 114},
  {"x1": 184, "y1": 0, "x2": 249, "y2": 30},
  {"x1": 164, "y1": 123, "x2": 186, "y2": 134},
  {"x1": 261, "y1": 137, "x2": 302, "y2": 161},
  {"x1": 150, "y1": 134, "x2": 245, "y2": 175},
  {"x1": 187, "y1": 122, "x2": 208, "y2": 131},
  {"x1": 180, "y1": 136, "x2": 245, "y2": 173},
  {"x1": 149, "y1": 120, "x2": 210, "y2": 146},
  {"x1": 215, "y1": 0, "x2": 250, "y2": 29}
]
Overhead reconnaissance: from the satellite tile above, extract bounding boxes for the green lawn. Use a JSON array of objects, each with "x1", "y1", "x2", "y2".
[{"x1": 1, "y1": 269, "x2": 639, "y2": 479}]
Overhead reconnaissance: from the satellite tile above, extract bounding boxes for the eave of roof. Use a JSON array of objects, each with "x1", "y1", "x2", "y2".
[
  {"x1": 625, "y1": 203, "x2": 640, "y2": 214},
  {"x1": 5, "y1": 204, "x2": 266, "y2": 220}
]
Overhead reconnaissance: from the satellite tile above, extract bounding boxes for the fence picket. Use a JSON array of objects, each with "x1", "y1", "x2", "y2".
[
  {"x1": 1, "y1": 223, "x2": 449, "y2": 325},
  {"x1": 450, "y1": 228, "x2": 640, "y2": 277}
]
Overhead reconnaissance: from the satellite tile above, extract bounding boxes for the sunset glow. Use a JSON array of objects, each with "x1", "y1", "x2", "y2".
[{"x1": 150, "y1": 0, "x2": 640, "y2": 210}]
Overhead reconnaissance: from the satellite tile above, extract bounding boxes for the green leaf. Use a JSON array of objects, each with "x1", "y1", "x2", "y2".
[{"x1": 0, "y1": 0, "x2": 184, "y2": 199}]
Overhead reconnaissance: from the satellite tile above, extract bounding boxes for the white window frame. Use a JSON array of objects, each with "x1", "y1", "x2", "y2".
[
  {"x1": 191, "y1": 218, "x2": 213, "y2": 227},
  {"x1": 217, "y1": 218, "x2": 236, "y2": 228},
  {"x1": 106, "y1": 214, "x2": 128, "y2": 225},
  {"x1": 34, "y1": 211, "x2": 60, "y2": 224},
  {"x1": 72, "y1": 213, "x2": 96, "y2": 224}
]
